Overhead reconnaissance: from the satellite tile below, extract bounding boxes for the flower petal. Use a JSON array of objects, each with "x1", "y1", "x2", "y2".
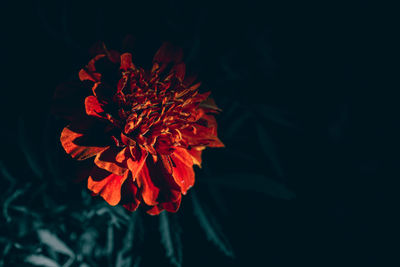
[
  {"x1": 126, "y1": 147, "x2": 148, "y2": 180},
  {"x1": 171, "y1": 62, "x2": 186, "y2": 81},
  {"x1": 120, "y1": 174, "x2": 141, "y2": 212},
  {"x1": 79, "y1": 54, "x2": 105, "y2": 82},
  {"x1": 137, "y1": 163, "x2": 160, "y2": 206},
  {"x1": 181, "y1": 124, "x2": 224, "y2": 148},
  {"x1": 146, "y1": 195, "x2": 181, "y2": 215},
  {"x1": 170, "y1": 147, "x2": 195, "y2": 194},
  {"x1": 187, "y1": 146, "x2": 205, "y2": 167},
  {"x1": 94, "y1": 147, "x2": 128, "y2": 176},
  {"x1": 85, "y1": 96, "x2": 105, "y2": 118},
  {"x1": 60, "y1": 126, "x2": 108, "y2": 160},
  {"x1": 153, "y1": 42, "x2": 183, "y2": 64},
  {"x1": 120, "y1": 53, "x2": 135, "y2": 70},
  {"x1": 88, "y1": 166, "x2": 129, "y2": 206}
]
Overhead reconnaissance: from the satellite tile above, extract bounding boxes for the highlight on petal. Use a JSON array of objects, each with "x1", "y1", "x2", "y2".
[
  {"x1": 60, "y1": 126, "x2": 108, "y2": 160},
  {"x1": 88, "y1": 166, "x2": 129, "y2": 206}
]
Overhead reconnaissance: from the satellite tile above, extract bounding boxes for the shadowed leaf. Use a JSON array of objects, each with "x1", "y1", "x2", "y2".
[
  {"x1": 191, "y1": 190, "x2": 234, "y2": 258},
  {"x1": 3, "y1": 183, "x2": 31, "y2": 223},
  {"x1": 225, "y1": 111, "x2": 252, "y2": 139},
  {"x1": 0, "y1": 160, "x2": 16, "y2": 184},
  {"x1": 159, "y1": 212, "x2": 183, "y2": 267},
  {"x1": 254, "y1": 104, "x2": 295, "y2": 128}
]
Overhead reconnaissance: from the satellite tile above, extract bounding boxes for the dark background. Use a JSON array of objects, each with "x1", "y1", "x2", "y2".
[{"x1": 1, "y1": 0, "x2": 398, "y2": 266}]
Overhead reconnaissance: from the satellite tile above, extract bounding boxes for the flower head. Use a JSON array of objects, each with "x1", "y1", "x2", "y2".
[{"x1": 57, "y1": 42, "x2": 224, "y2": 215}]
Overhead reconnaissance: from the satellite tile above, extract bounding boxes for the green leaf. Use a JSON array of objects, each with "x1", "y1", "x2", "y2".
[
  {"x1": 25, "y1": 255, "x2": 60, "y2": 267},
  {"x1": 159, "y1": 212, "x2": 183, "y2": 267},
  {"x1": 202, "y1": 173, "x2": 295, "y2": 200},
  {"x1": 191, "y1": 190, "x2": 234, "y2": 258},
  {"x1": 115, "y1": 213, "x2": 141, "y2": 267},
  {"x1": 37, "y1": 229, "x2": 74, "y2": 257},
  {"x1": 225, "y1": 111, "x2": 252, "y2": 139}
]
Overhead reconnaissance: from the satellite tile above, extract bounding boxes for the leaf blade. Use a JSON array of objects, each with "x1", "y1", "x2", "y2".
[
  {"x1": 191, "y1": 190, "x2": 234, "y2": 258},
  {"x1": 37, "y1": 229, "x2": 74, "y2": 257},
  {"x1": 159, "y1": 212, "x2": 183, "y2": 267}
]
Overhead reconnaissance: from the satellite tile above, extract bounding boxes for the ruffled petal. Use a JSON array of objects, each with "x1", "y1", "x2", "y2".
[
  {"x1": 94, "y1": 147, "x2": 128, "y2": 176},
  {"x1": 146, "y1": 194, "x2": 181, "y2": 215},
  {"x1": 120, "y1": 53, "x2": 135, "y2": 70},
  {"x1": 187, "y1": 146, "x2": 205, "y2": 167},
  {"x1": 88, "y1": 166, "x2": 129, "y2": 206},
  {"x1": 126, "y1": 147, "x2": 148, "y2": 180},
  {"x1": 120, "y1": 173, "x2": 141, "y2": 212},
  {"x1": 60, "y1": 126, "x2": 108, "y2": 160},
  {"x1": 170, "y1": 148, "x2": 195, "y2": 194},
  {"x1": 136, "y1": 163, "x2": 160, "y2": 206},
  {"x1": 79, "y1": 54, "x2": 105, "y2": 82},
  {"x1": 181, "y1": 123, "x2": 224, "y2": 148},
  {"x1": 85, "y1": 96, "x2": 105, "y2": 118}
]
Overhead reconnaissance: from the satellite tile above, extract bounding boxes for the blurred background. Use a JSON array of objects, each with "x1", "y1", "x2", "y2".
[{"x1": 1, "y1": 0, "x2": 398, "y2": 266}]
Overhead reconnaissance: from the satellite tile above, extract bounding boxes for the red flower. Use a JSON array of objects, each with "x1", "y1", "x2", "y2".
[{"x1": 56, "y1": 42, "x2": 224, "y2": 215}]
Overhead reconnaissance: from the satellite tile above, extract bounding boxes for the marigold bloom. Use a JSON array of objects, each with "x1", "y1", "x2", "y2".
[{"x1": 57, "y1": 42, "x2": 224, "y2": 215}]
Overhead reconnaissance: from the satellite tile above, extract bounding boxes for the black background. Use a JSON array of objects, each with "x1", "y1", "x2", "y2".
[{"x1": 1, "y1": 0, "x2": 398, "y2": 266}]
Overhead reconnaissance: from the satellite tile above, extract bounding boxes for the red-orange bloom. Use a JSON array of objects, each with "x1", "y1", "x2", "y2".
[{"x1": 57, "y1": 42, "x2": 224, "y2": 215}]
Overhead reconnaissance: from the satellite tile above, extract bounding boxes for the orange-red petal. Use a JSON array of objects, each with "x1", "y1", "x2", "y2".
[
  {"x1": 146, "y1": 195, "x2": 181, "y2": 215},
  {"x1": 153, "y1": 42, "x2": 183, "y2": 64},
  {"x1": 94, "y1": 147, "x2": 128, "y2": 176},
  {"x1": 127, "y1": 147, "x2": 148, "y2": 180},
  {"x1": 137, "y1": 163, "x2": 160, "y2": 206},
  {"x1": 120, "y1": 174, "x2": 141, "y2": 212},
  {"x1": 187, "y1": 146, "x2": 205, "y2": 167},
  {"x1": 170, "y1": 148, "x2": 195, "y2": 194},
  {"x1": 85, "y1": 96, "x2": 105, "y2": 118},
  {"x1": 88, "y1": 166, "x2": 129, "y2": 206},
  {"x1": 120, "y1": 53, "x2": 135, "y2": 70},
  {"x1": 60, "y1": 126, "x2": 108, "y2": 160}
]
